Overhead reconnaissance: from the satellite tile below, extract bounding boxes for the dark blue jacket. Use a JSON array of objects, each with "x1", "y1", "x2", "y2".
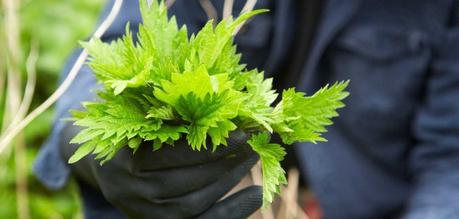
[{"x1": 34, "y1": 0, "x2": 459, "y2": 218}]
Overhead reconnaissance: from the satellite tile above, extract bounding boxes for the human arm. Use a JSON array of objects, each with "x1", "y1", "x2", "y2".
[{"x1": 402, "y1": 3, "x2": 459, "y2": 218}]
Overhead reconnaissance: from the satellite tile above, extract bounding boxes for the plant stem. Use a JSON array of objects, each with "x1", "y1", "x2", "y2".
[
  {"x1": 198, "y1": 0, "x2": 218, "y2": 26},
  {"x1": 5, "y1": 42, "x2": 38, "y2": 135},
  {"x1": 234, "y1": 0, "x2": 258, "y2": 34},
  {"x1": 223, "y1": 0, "x2": 234, "y2": 19},
  {"x1": 0, "y1": 0, "x2": 124, "y2": 155},
  {"x1": 2, "y1": 0, "x2": 30, "y2": 217}
]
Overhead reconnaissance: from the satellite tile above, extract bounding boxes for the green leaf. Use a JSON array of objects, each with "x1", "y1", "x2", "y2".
[
  {"x1": 70, "y1": 129, "x2": 104, "y2": 144},
  {"x1": 146, "y1": 105, "x2": 176, "y2": 120},
  {"x1": 154, "y1": 66, "x2": 214, "y2": 106},
  {"x1": 153, "y1": 139, "x2": 162, "y2": 151},
  {"x1": 68, "y1": 142, "x2": 95, "y2": 164},
  {"x1": 187, "y1": 125, "x2": 208, "y2": 151},
  {"x1": 238, "y1": 70, "x2": 278, "y2": 132},
  {"x1": 140, "y1": 124, "x2": 187, "y2": 143},
  {"x1": 247, "y1": 132, "x2": 287, "y2": 207},
  {"x1": 128, "y1": 137, "x2": 142, "y2": 150},
  {"x1": 208, "y1": 120, "x2": 237, "y2": 151},
  {"x1": 191, "y1": 9, "x2": 268, "y2": 70},
  {"x1": 273, "y1": 81, "x2": 349, "y2": 144}
]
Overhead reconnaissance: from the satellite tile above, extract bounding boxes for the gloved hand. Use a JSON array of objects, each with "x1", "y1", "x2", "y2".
[{"x1": 60, "y1": 124, "x2": 262, "y2": 219}]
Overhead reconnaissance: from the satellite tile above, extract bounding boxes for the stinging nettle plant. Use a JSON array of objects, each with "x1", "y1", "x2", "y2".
[{"x1": 68, "y1": 0, "x2": 349, "y2": 207}]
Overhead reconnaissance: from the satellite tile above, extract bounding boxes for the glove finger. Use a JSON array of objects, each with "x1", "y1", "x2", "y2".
[
  {"x1": 131, "y1": 130, "x2": 253, "y2": 170},
  {"x1": 133, "y1": 150, "x2": 255, "y2": 198},
  {"x1": 198, "y1": 186, "x2": 263, "y2": 219},
  {"x1": 145, "y1": 153, "x2": 259, "y2": 218}
]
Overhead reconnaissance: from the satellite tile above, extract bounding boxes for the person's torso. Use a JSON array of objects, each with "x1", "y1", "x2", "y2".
[{"x1": 296, "y1": 0, "x2": 454, "y2": 218}]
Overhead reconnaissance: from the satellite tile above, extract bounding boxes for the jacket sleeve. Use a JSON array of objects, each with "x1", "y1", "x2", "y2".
[
  {"x1": 33, "y1": 51, "x2": 98, "y2": 189},
  {"x1": 403, "y1": 3, "x2": 459, "y2": 218}
]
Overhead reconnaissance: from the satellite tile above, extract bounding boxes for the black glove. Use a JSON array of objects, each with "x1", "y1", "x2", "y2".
[{"x1": 60, "y1": 124, "x2": 262, "y2": 219}]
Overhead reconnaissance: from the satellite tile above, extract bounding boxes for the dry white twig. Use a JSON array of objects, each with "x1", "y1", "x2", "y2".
[
  {"x1": 277, "y1": 169, "x2": 310, "y2": 219},
  {"x1": 233, "y1": 0, "x2": 257, "y2": 35},
  {"x1": 14, "y1": 136, "x2": 29, "y2": 219},
  {"x1": 2, "y1": 0, "x2": 21, "y2": 133},
  {"x1": 2, "y1": 0, "x2": 30, "y2": 217},
  {"x1": 223, "y1": 0, "x2": 234, "y2": 19},
  {"x1": 0, "y1": 0, "x2": 124, "y2": 154},
  {"x1": 6, "y1": 41, "x2": 38, "y2": 133},
  {"x1": 12, "y1": 42, "x2": 38, "y2": 219},
  {"x1": 198, "y1": 0, "x2": 218, "y2": 25},
  {"x1": 240, "y1": 0, "x2": 257, "y2": 14},
  {"x1": 165, "y1": 0, "x2": 176, "y2": 8}
]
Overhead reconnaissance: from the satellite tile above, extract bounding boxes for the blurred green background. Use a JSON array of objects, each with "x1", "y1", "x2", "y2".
[{"x1": 0, "y1": 0, "x2": 105, "y2": 218}]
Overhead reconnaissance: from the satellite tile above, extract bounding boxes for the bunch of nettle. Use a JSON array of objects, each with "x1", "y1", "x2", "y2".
[{"x1": 68, "y1": 0, "x2": 349, "y2": 206}]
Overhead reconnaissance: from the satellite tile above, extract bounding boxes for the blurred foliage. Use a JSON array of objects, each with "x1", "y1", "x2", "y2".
[
  {"x1": 0, "y1": 147, "x2": 83, "y2": 219},
  {"x1": 1, "y1": 0, "x2": 105, "y2": 218},
  {"x1": 21, "y1": 0, "x2": 105, "y2": 75},
  {"x1": 20, "y1": 0, "x2": 106, "y2": 98}
]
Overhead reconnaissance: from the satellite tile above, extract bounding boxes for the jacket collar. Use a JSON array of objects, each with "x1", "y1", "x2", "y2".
[{"x1": 299, "y1": 0, "x2": 361, "y2": 90}]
